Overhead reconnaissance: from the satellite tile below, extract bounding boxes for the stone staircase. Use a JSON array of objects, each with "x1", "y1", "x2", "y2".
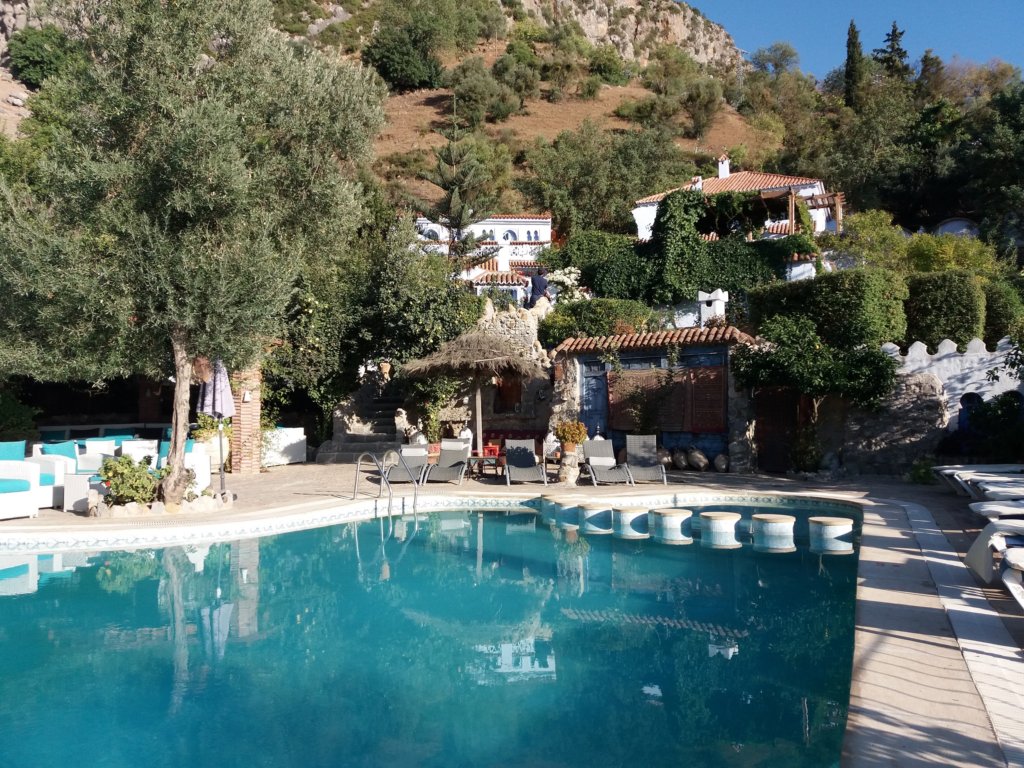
[{"x1": 315, "y1": 388, "x2": 404, "y2": 464}]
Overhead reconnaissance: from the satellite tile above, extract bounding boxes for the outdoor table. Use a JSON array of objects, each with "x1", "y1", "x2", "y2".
[{"x1": 467, "y1": 454, "x2": 503, "y2": 478}]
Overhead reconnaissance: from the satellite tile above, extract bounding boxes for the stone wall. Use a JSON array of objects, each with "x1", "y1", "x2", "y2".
[
  {"x1": 820, "y1": 373, "x2": 948, "y2": 475},
  {"x1": 476, "y1": 302, "x2": 554, "y2": 437},
  {"x1": 883, "y1": 337, "x2": 1023, "y2": 429},
  {"x1": 726, "y1": 376, "x2": 754, "y2": 473}
]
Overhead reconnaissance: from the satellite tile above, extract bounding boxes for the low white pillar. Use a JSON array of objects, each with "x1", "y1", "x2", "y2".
[
  {"x1": 700, "y1": 511, "x2": 742, "y2": 549},
  {"x1": 579, "y1": 503, "x2": 613, "y2": 535},
  {"x1": 650, "y1": 508, "x2": 693, "y2": 545},
  {"x1": 808, "y1": 516, "x2": 854, "y2": 555},
  {"x1": 751, "y1": 513, "x2": 796, "y2": 553},
  {"x1": 613, "y1": 507, "x2": 651, "y2": 539}
]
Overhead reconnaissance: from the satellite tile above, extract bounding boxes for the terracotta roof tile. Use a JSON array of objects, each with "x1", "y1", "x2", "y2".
[
  {"x1": 488, "y1": 213, "x2": 552, "y2": 221},
  {"x1": 634, "y1": 171, "x2": 822, "y2": 205},
  {"x1": 472, "y1": 271, "x2": 529, "y2": 287},
  {"x1": 553, "y1": 326, "x2": 754, "y2": 355}
]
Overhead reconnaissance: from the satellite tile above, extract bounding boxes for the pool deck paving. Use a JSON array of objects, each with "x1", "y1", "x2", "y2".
[{"x1": 3, "y1": 463, "x2": 1023, "y2": 767}]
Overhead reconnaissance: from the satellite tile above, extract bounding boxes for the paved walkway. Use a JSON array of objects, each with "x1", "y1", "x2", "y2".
[{"x1": 4, "y1": 463, "x2": 1023, "y2": 767}]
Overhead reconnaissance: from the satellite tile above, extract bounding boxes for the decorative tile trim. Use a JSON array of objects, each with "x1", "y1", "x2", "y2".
[{"x1": 0, "y1": 491, "x2": 862, "y2": 554}]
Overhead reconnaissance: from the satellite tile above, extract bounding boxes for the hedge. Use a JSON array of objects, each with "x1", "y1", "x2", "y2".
[
  {"x1": 553, "y1": 230, "x2": 653, "y2": 300},
  {"x1": 748, "y1": 268, "x2": 907, "y2": 348},
  {"x1": 538, "y1": 298, "x2": 654, "y2": 347},
  {"x1": 904, "y1": 271, "x2": 985, "y2": 350},
  {"x1": 983, "y1": 279, "x2": 1024, "y2": 347}
]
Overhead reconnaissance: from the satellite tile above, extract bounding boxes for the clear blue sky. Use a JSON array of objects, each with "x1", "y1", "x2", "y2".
[{"x1": 693, "y1": 0, "x2": 1024, "y2": 78}]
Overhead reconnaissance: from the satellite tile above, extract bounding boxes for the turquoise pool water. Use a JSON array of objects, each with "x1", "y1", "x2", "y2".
[{"x1": 0, "y1": 504, "x2": 857, "y2": 767}]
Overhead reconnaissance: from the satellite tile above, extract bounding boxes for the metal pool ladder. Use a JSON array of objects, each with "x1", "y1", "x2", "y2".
[{"x1": 352, "y1": 450, "x2": 419, "y2": 519}]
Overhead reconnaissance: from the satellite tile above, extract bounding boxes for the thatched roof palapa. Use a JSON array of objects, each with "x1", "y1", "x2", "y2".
[{"x1": 402, "y1": 329, "x2": 544, "y2": 380}]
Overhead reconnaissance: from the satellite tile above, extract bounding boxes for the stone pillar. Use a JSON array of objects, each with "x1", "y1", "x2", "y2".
[{"x1": 230, "y1": 365, "x2": 262, "y2": 475}]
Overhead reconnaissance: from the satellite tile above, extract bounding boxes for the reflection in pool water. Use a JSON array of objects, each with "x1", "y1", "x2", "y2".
[{"x1": 0, "y1": 506, "x2": 857, "y2": 767}]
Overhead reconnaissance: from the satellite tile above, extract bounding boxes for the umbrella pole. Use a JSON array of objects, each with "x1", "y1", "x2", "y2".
[
  {"x1": 475, "y1": 384, "x2": 484, "y2": 456},
  {"x1": 217, "y1": 420, "x2": 227, "y2": 496}
]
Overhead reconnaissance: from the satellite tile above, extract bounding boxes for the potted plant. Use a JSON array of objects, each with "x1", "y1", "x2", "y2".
[{"x1": 554, "y1": 419, "x2": 588, "y2": 454}]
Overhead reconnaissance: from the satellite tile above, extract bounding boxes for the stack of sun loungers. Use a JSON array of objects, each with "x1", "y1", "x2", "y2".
[{"x1": 942, "y1": 464, "x2": 1024, "y2": 610}]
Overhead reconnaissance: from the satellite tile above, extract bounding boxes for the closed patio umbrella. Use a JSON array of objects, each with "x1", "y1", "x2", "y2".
[
  {"x1": 197, "y1": 359, "x2": 235, "y2": 497},
  {"x1": 403, "y1": 329, "x2": 545, "y2": 457}
]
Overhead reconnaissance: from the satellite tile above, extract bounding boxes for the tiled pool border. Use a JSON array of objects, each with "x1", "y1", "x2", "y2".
[{"x1": 0, "y1": 489, "x2": 863, "y2": 554}]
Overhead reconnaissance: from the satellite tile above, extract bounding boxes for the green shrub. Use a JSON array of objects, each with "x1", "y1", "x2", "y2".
[
  {"x1": 538, "y1": 298, "x2": 654, "y2": 347},
  {"x1": 983, "y1": 279, "x2": 1024, "y2": 347},
  {"x1": 100, "y1": 455, "x2": 168, "y2": 506},
  {"x1": 0, "y1": 388, "x2": 37, "y2": 440},
  {"x1": 362, "y1": 22, "x2": 444, "y2": 92},
  {"x1": 7, "y1": 25, "x2": 78, "y2": 90},
  {"x1": 904, "y1": 270, "x2": 985, "y2": 350},
  {"x1": 587, "y1": 44, "x2": 630, "y2": 85},
  {"x1": 579, "y1": 75, "x2": 602, "y2": 100},
  {"x1": 449, "y1": 58, "x2": 501, "y2": 127},
  {"x1": 479, "y1": 286, "x2": 516, "y2": 311},
  {"x1": 492, "y1": 53, "x2": 541, "y2": 101},
  {"x1": 965, "y1": 392, "x2": 1024, "y2": 461},
  {"x1": 554, "y1": 231, "x2": 653, "y2": 300},
  {"x1": 749, "y1": 269, "x2": 908, "y2": 348}
]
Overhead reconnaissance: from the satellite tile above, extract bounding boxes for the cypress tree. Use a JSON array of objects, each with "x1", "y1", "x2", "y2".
[{"x1": 843, "y1": 20, "x2": 865, "y2": 110}]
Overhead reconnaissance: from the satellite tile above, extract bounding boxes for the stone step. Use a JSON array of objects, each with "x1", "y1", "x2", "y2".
[
  {"x1": 317, "y1": 443, "x2": 401, "y2": 464},
  {"x1": 339, "y1": 432, "x2": 398, "y2": 443}
]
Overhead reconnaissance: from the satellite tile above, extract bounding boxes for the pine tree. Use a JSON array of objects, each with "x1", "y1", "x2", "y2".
[
  {"x1": 873, "y1": 21, "x2": 913, "y2": 82},
  {"x1": 843, "y1": 20, "x2": 865, "y2": 110},
  {"x1": 420, "y1": 116, "x2": 497, "y2": 271}
]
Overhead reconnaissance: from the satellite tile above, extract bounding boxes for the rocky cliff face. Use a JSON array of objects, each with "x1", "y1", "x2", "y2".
[
  {"x1": 0, "y1": 1, "x2": 39, "y2": 55},
  {"x1": 519, "y1": 0, "x2": 741, "y2": 69}
]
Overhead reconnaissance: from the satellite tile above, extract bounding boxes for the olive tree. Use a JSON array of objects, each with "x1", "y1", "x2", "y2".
[{"x1": 0, "y1": 0, "x2": 385, "y2": 503}]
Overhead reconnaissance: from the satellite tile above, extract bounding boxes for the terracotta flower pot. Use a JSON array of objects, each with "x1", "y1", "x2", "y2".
[{"x1": 561, "y1": 442, "x2": 577, "y2": 455}]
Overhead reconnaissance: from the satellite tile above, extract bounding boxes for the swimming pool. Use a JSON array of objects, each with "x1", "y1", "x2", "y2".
[{"x1": 0, "y1": 500, "x2": 858, "y2": 767}]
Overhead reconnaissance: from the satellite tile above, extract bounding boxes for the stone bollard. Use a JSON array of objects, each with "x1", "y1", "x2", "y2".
[
  {"x1": 613, "y1": 507, "x2": 651, "y2": 539},
  {"x1": 650, "y1": 508, "x2": 694, "y2": 545},
  {"x1": 809, "y1": 516, "x2": 855, "y2": 555},
  {"x1": 699, "y1": 511, "x2": 742, "y2": 549},
  {"x1": 751, "y1": 513, "x2": 796, "y2": 553}
]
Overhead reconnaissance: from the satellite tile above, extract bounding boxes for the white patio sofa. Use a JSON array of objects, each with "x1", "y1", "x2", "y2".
[{"x1": 0, "y1": 460, "x2": 42, "y2": 520}]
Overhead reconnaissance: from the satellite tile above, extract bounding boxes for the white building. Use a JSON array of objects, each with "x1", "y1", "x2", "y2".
[
  {"x1": 630, "y1": 155, "x2": 838, "y2": 242},
  {"x1": 416, "y1": 213, "x2": 553, "y2": 303}
]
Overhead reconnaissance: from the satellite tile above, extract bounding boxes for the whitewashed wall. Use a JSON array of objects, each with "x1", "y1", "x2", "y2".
[{"x1": 882, "y1": 337, "x2": 1024, "y2": 429}]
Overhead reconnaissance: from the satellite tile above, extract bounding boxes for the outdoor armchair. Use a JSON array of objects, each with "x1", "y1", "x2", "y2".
[
  {"x1": 384, "y1": 446, "x2": 429, "y2": 486},
  {"x1": 0, "y1": 459, "x2": 42, "y2": 518},
  {"x1": 423, "y1": 444, "x2": 470, "y2": 485},
  {"x1": 504, "y1": 439, "x2": 547, "y2": 486},
  {"x1": 624, "y1": 434, "x2": 667, "y2": 484},
  {"x1": 580, "y1": 440, "x2": 633, "y2": 486}
]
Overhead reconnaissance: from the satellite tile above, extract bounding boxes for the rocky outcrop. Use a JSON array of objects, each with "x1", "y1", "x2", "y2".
[
  {"x1": 519, "y1": 0, "x2": 741, "y2": 69},
  {"x1": 0, "y1": 1, "x2": 41, "y2": 56}
]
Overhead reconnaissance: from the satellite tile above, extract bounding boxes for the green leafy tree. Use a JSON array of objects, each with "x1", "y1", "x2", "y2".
[
  {"x1": 538, "y1": 298, "x2": 654, "y2": 347},
  {"x1": 750, "y1": 42, "x2": 799, "y2": 78},
  {"x1": 519, "y1": 122, "x2": 694, "y2": 236},
  {"x1": 448, "y1": 58, "x2": 502, "y2": 128},
  {"x1": 0, "y1": 0, "x2": 385, "y2": 503},
  {"x1": 964, "y1": 83, "x2": 1024, "y2": 260},
  {"x1": 6, "y1": 25, "x2": 79, "y2": 90}
]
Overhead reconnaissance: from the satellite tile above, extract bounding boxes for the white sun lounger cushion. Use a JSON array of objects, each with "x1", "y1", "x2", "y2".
[
  {"x1": 1004, "y1": 548, "x2": 1024, "y2": 572},
  {"x1": 588, "y1": 456, "x2": 616, "y2": 468}
]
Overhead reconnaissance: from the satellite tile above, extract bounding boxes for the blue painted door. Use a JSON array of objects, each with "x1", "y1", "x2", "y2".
[{"x1": 580, "y1": 371, "x2": 608, "y2": 439}]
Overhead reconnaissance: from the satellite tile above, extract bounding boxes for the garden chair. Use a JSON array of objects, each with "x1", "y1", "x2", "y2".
[
  {"x1": 423, "y1": 443, "x2": 470, "y2": 485},
  {"x1": 624, "y1": 434, "x2": 667, "y2": 484},
  {"x1": 580, "y1": 440, "x2": 632, "y2": 486},
  {"x1": 504, "y1": 439, "x2": 547, "y2": 486},
  {"x1": 384, "y1": 445, "x2": 428, "y2": 486}
]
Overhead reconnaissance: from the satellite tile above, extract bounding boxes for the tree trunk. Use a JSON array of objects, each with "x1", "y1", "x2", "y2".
[{"x1": 163, "y1": 329, "x2": 194, "y2": 507}]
